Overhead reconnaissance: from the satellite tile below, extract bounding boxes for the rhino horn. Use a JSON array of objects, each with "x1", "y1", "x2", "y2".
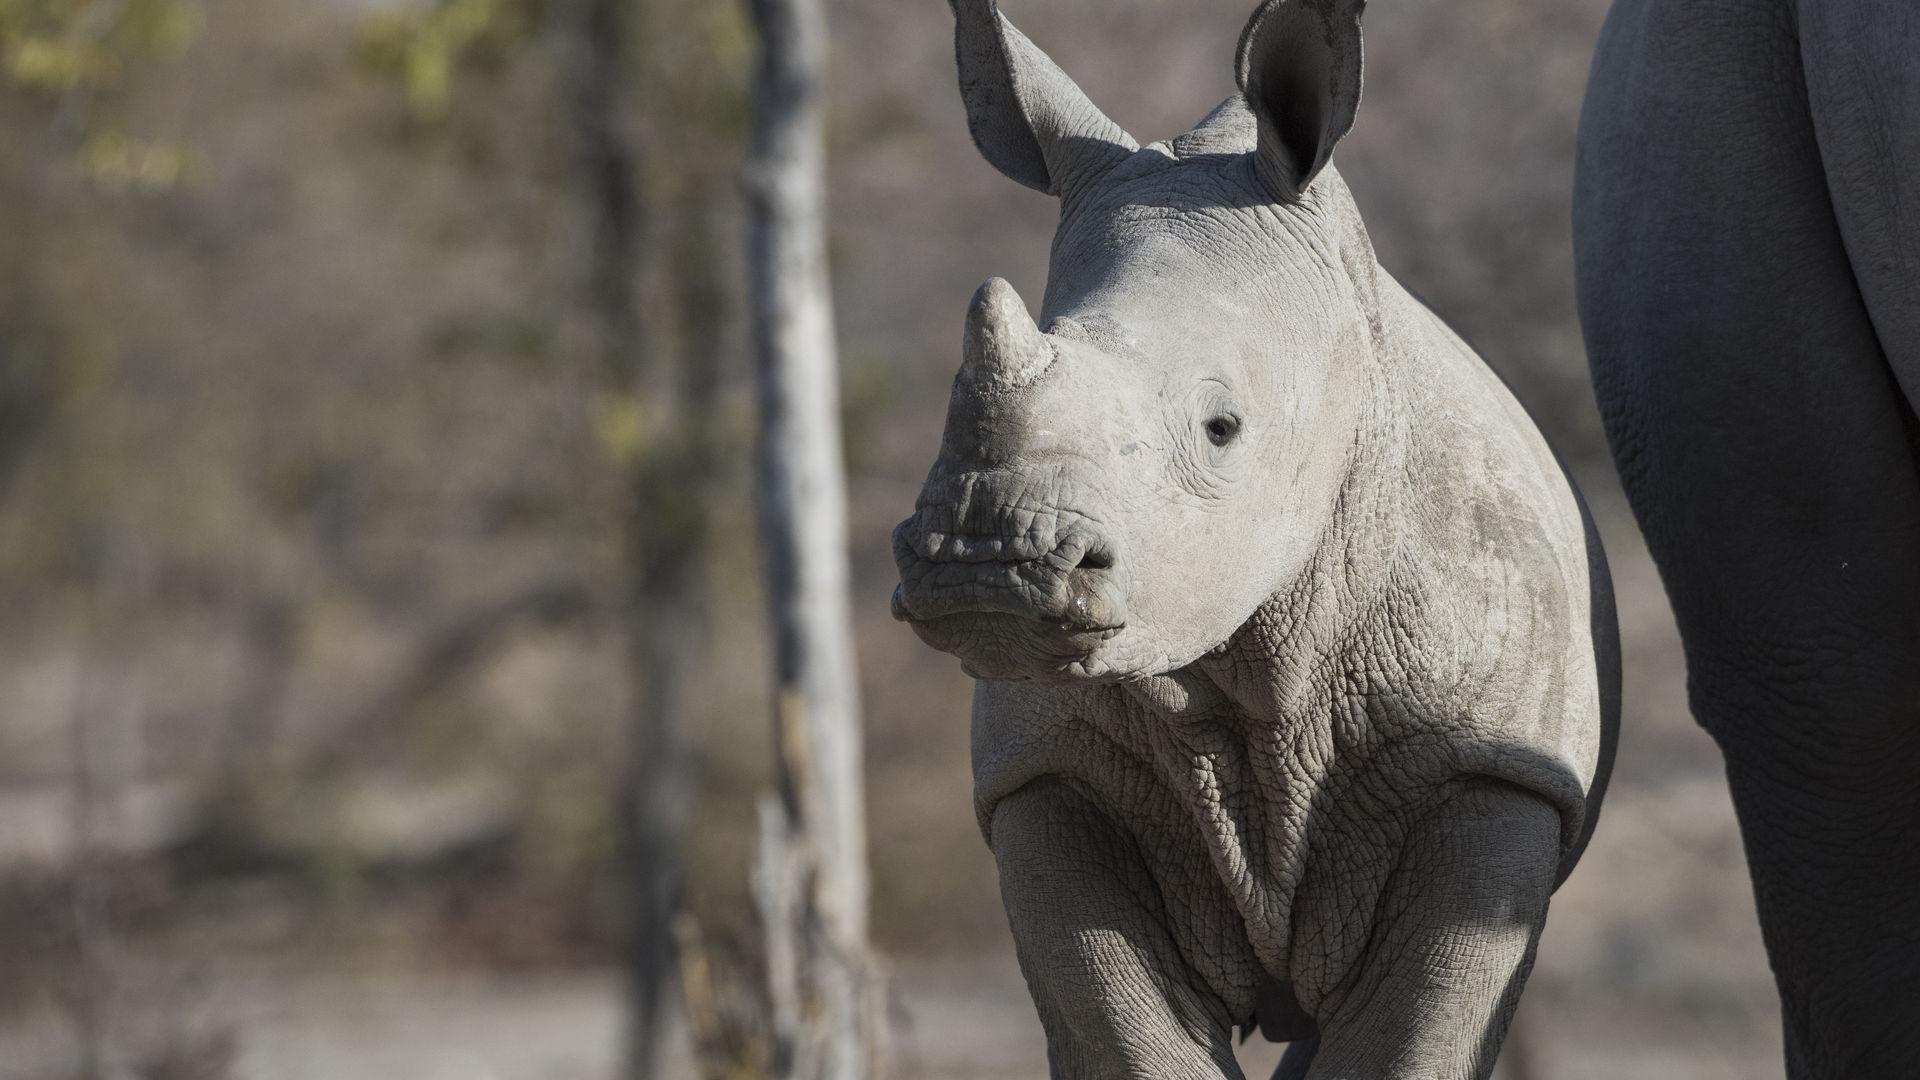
[{"x1": 963, "y1": 277, "x2": 1054, "y2": 392}]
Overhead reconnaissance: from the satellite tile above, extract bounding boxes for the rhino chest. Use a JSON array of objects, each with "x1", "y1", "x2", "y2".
[
  {"x1": 1144, "y1": 708, "x2": 1443, "y2": 980},
  {"x1": 975, "y1": 682, "x2": 1439, "y2": 999}
]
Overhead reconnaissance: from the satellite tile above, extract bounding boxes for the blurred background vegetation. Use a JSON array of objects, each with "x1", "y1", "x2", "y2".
[{"x1": 0, "y1": 0, "x2": 1783, "y2": 1077}]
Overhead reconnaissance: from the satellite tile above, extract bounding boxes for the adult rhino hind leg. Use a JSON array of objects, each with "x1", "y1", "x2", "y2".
[
  {"x1": 1576, "y1": 0, "x2": 1920, "y2": 1074},
  {"x1": 1797, "y1": 2, "x2": 1920, "y2": 416}
]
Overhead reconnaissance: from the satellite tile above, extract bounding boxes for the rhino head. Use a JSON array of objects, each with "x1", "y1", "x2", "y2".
[{"x1": 893, "y1": 0, "x2": 1380, "y2": 682}]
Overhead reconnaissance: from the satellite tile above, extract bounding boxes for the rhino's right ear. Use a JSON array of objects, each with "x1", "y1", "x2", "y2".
[
  {"x1": 951, "y1": 0, "x2": 1138, "y2": 196},
  {"x1": 1235, "y1": 0, "x2": 1365, "y2": 200}
]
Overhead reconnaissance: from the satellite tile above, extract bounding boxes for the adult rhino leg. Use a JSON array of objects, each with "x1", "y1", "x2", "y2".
[
  {"x1": 989, "y1": 777, "x2": 1243, "y2": 1080},
  {"x1": 1798, "y1": 1, "x2": 1920, "y2": 418},
  {"x1": 1576, "y1": 0, "x2": 1920, "y2": 1074},
  {"x1": 1296, "y1": 780, "x2": 1557, "y2": 1080}
]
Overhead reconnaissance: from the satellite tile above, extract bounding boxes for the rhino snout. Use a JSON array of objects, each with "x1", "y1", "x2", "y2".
[
  {"x1": 890, "y1": 523, "x2": 1126, "y2": 634},
  {"x1": 887, "y1": 499, "x2": 1121, "y2": 638}
]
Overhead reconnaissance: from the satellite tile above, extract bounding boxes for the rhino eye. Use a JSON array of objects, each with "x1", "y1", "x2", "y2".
[{"x1": 1204, "y1": 415, "x2": 1241, "y2": 447}]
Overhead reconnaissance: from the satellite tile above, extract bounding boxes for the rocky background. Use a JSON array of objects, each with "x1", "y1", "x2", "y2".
[{"x1": 0, "y1": 0, "x2": 1779, "y2": 1077}]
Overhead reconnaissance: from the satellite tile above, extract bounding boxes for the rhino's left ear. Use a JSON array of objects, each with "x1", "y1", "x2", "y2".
[
  {"x1": 1235, "y1": 0, "x2": 1365, "y2": 200},
  {"x1": 951, "y1": 0, "x2": 1138, "y2": 197}
]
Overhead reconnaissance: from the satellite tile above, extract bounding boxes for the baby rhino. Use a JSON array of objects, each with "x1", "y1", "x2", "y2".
[{"x1": 891, "y1": 1, "x2": 1618, "y2": 1077}]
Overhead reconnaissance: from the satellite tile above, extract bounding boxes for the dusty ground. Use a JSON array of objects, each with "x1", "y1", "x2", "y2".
[{"x1": 0, "y1": 942, "x2": 1775, "y2": 1080}]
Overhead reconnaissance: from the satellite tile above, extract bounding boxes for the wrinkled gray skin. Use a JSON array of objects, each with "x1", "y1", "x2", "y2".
[
  {"x1": 1574, "y1": 3, "x2": 1920, "y2": 1077},
  {"x1": 890, "y1": 2, "x2": 1620, "y2": 1077}
]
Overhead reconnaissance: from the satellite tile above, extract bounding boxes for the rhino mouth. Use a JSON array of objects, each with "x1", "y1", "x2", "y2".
[
  {"x1": 890, "y1": 474, "x2": 1128, "y2": 677},
  {"x1": 889, "y1": 571, "x2": 1126, "y2": 680},
  {"x1": 890, "y1": 530, "x2": 1126, "y2": 632}
]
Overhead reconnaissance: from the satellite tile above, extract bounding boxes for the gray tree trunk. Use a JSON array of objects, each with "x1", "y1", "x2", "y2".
[
  {"x1": 744, "y1": 0, "x2": 880, "y2": 1076},
  {"x1": 564, "y1": 2, "x2": 702, "y2": 1078}
]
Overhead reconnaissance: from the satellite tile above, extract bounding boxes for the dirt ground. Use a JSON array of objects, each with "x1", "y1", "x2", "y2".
[{"x1": 0, "y1": 940, "x2": 1776, "y2": 1080}]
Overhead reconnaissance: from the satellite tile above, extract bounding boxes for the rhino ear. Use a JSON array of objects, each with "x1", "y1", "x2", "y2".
[
  {"x1": 951, "y1": 0, "x2": 1138, "y2": 196},
  {"x1": 1235, "y1": 0, "x2": 1365, "y2": 200}
]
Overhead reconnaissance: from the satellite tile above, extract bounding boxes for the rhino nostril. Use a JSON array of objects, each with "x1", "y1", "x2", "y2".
[{"x1": 1076, "y1": 547, "x2": 1114, "y2": 572}]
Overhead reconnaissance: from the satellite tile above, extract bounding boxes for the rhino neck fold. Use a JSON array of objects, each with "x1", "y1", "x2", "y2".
[{"x1": 1123, "y1": 663, "x2": 1233, "y2": 722}]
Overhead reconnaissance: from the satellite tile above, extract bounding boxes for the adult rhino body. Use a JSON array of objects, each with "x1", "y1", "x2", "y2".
[
  {"x1": 1575, "y1": 3, "x2": 1920, "y2": 1075},
  {"x1": 892, "y1": 2, "x2": 1618, "y2": 1076}
]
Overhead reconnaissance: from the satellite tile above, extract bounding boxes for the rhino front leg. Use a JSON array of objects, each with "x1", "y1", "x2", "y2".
[
  {"x1": 990, "y1": 777, "x2": 1245, "y2": 1080},
  {"x1": 1299, "y1": 780, "x2": 1559, "y2": 1080}
]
